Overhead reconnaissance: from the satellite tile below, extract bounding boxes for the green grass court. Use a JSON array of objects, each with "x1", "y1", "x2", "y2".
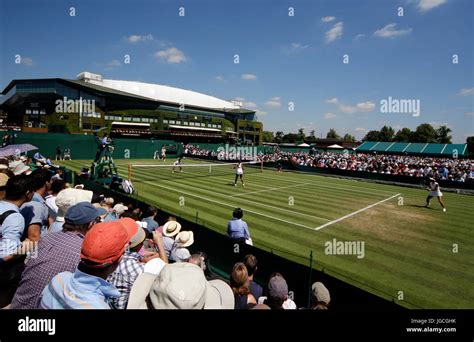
[{"x1": 59, "y1": 158, "x2": 474, "y2": 309}]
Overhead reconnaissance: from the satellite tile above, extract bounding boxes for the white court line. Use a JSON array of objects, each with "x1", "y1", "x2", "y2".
[
  {"x1": 155, "y1": 177, "x2": 331, "y2": 222},
  {"x1": 141, "y1": 180, "x2": 319, "y2": 230},
  {"x1": 313, "y1": 193, "x2": 401, "y2": 231},
  {"x1": 250, "y1": 172, "x2": 395, "y2": 196},
  {"x1": 230, "y1": 183, "x2": 312, "y2": 197}
]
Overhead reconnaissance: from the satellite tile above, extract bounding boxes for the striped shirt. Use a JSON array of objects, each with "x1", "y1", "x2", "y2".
[
  {"x1": 106, "y1": 251, "x2": 145, "y2": 309},
  {"x1": 11, "y1": 231, "x2": 84, "y2": 309}
]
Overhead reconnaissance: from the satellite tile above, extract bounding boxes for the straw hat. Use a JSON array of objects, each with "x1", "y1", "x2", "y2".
[
  {"x1": 174, "y1": 230, "x2": 194, "y2": 248},
  {"x1": 162, "y1": 221, "x2": 182, "y2": 237}
]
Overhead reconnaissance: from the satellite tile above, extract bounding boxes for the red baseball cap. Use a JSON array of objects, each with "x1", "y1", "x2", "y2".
[{"x1": 80, "y1": 218, "x2": 138, "y2": 267}]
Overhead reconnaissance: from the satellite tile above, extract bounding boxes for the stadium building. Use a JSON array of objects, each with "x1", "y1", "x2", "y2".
[{"x1": 0, "y1": 71, "x2": 263, "y2": 144}]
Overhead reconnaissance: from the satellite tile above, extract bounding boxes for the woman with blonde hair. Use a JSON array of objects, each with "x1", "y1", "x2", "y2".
[{"x1": 230, "y1": 262, "x2": 256, "y2": 309}]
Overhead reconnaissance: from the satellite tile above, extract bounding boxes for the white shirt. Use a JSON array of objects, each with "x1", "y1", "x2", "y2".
[{"x1": 236, "y1": 164, "x2": 243, "y2": 175}]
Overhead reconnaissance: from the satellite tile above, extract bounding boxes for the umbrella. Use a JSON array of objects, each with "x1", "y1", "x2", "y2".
[
  {"x1": 327, "y1": 144, "x2": 344, "y2": 149},
  {"x1": 0, "y1": 144, "x2": 38, "y2": 158}
]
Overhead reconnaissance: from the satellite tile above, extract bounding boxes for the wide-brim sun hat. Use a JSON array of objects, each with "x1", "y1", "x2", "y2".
[
  {"x1": 162, "y1": 220, "x2": 182, "y2": 237},
  {"x1": 175, "y1": 230, "x2": 194, "y2": 248}
]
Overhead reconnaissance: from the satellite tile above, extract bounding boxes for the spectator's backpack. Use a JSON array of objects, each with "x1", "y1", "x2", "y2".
[
  {"x1": 0, "y1": 210, "x2": 17, "y2": 239},
  {"x1": 121, "y1": 179, "x2": 134, "y2": 195}
]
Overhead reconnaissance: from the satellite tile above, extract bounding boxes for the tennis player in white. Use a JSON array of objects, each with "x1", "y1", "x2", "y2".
[
  {"x1": 425, "y1": 177, "x2": 446, "y2": 212},
  {"x1": 234, "y1": 162, "x2": 245, "y2": 187},
  {"x1": 172, "y1": 158, "x2": 183, "y2": 173}
]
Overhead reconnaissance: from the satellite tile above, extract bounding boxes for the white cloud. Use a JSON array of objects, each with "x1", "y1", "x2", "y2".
[
  {"x1": 459, "y1": 88, "x2": 474, "y2": 96},
  {"x1": 241, "y1": 74, "x2": 257, "y2": 80},
  {"x1": 324, "y1": 113, "x2": 336, "y2": 119},
  {"x1": 214, "y1": 75, "x2": 225, "y2": 81},
  {"x1": 325, "y1": 22, "x2": 343, "y2": 43},
  {"x1": 327, "y1": 98, "x2": 375, "y2": 113},
  {"x1": 105, "y1": 59, "x2": 121, "y2": 67},
  {"x1": 232, "y1": 97, "x2": 257, "y2": 109},
  {"x1": 326, "y1": 97, "x2": 339, "y2": 104},
  {"x1": 256, "y1": 110, "x2": 268, "y2": 116},
  {"x1": 154, "y1": 47, "x2": 187, "y2": 64},
  {"x1": 355, "y1": 127, "x2": 366, "y2": 132},
  {"x1": 265, "y1": 97, "x2": 282, "y2": 108},
  {"x1": 321, "y1": 16, "x2": 335, "y2": 23},
  {"x1": 356, "y1": 101, "x2": 376, "y2": 111},
  {"x1": 416, "y1": 0, "x2": 447, "y2": 13},
  {"x1": 339, "y1": 105, "x2": 358, "y2": 113},
  {"x1": 354, "y1": 34, "x2": 366, "y2": 41},
  {"x1": 127, "y1": 34, "x2": 154, "y2": 43},
  {"x1": 21, "y1": 57, "x2": 34, "y2": 66},
  {"x1": 291, "y1": 42, "x2": 309, "y2": 51},
  {"x1": 374, "y1": 23, "x2": 413, "y2": 39},
  {"x1": 465, "y1": 112, "x2": 474, "y2": 116},
  {"x1": 244, "y1": 101, "x2": 257, "y2": 109}
]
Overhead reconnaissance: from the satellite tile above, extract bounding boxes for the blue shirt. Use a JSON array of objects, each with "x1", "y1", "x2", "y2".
[
  {"x1": 227, "y1": 218, "x2": 250, "y2": 240},
  {"x1": 20, "y1": 193, "x2": 49, "y2": 237},
  {"x1": 49, "y1": 218, "x2": 64, "y2": 233},
  {"x1": 0, "y1": 201, "x2": 25, "y2": 258},
  {"x1": 141, "y1": 216, "x2": 158, "y2": 233},
  {"x1": 40, "y1": 269, "x2": 120, "y2": 309}
]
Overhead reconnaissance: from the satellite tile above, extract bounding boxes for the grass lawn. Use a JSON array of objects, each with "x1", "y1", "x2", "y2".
[{"x1": 59, "y1": 158, "x2": 474, "y2": 309}]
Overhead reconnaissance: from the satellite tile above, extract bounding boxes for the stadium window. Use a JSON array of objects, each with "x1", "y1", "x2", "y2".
[
  {"x1": 201, "y1": 123, "x2": 205, "y2": 127},
  {"x1": 32, "y1": 109, "x2": 39, "y2": 115},
  {"x1": 132, "y1": 117, "x2": 140, "y2": 122},
  {"x1": 190, "y1": 122, "x2": 195, "y2": 126},
  {"x1": 105, "y1": 115, "x2": 109, "y2": 120},
  {"x1": 124, "y1": 117, "x2": 132, "y2": 121},
  {"x1": 40, "y1": 109, "x2": 46, "y2": 115},
  {"x1": 163, "y1": 120, "x2": 168, "y2": 124},
  {"x1": 116, "y1": 116, "x2": 123, "y2": 121},
  {"x1": 26, "y1": 109, "x2": 32, "y2": 114},
  {"x1": 142, "y1": 118, "x2": 149, "y2": 122},
  {"x1": 183, "y1": 121, "x2": 188, "y2": 125},
  {"x1": 169, "y1": 120, "x2": 175, "y2": 124}
]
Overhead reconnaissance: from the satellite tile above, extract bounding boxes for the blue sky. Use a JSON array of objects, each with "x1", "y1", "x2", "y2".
[{"x1": 0, "y1": 0, "x2": 472, "y2": 142}]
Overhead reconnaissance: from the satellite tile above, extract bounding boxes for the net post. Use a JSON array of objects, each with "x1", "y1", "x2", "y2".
[
  {"x1": 128, "y1": 164, "x2": 132, "y2": 181},
  {"x1": 260, "y1": 160, "x2": 263, "y2": 173}
]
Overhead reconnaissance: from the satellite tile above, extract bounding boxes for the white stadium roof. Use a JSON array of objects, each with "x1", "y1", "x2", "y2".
[{"x1": 77, "y1": 71, "x2": 241, "y2": 111}]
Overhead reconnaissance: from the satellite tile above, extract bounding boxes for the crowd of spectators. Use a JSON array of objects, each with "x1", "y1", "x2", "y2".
[
  {"x1": 268, "y1": 151, "x2": 474, "y2": 183},
  {"x1": 0, "y1": 150, "x2": 330, "y2": 310},
  {"x1": 182, "y1": 145, "x2": 474, "y2": 183}
]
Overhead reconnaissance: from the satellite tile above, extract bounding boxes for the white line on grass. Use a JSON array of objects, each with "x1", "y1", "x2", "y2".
[
  {"x1": 313, "y1": 193, "x2": 401, "y2": 231},
  {"x1": 250, "y1": 172, "x2": 395, "y2": 196},
  {"x1": 156, "y1": 178, "x2": 331, "y2": 222},
  {"x1": 230, "y1": 183, "x2": 312, "y2": 197},
  {"x1": 143, "y1": 181, "x2": 319, "y2": 230}
]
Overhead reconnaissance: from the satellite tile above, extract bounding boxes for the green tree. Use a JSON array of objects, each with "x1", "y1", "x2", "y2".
[
  {"x1": 379, "y1": 125, "x2": 395, "y2": 141},
  {"x1": 343, "y1": 133, "x2": 356, "y2": 142},
  {"x1": 413, "y1": 123, "x2": 437, "y2": 143},
  {"x1": 466, "y1": 136, "x2": 474, "y2": 155},
  {"x1": 309, "y1": 130, "x2": 316, "y2": 138},
  {"x1": 274, "y1": 131, "x2": 284, "y2": 143},
  {"x1": 262, "y1": 131, "x2": 274, "y2": 143},
  {"x1": 282, "y1": 133, "x2": 299, "y2": 143},
  {"x1": 326, "y1": 128, "x2": 341, "y2": 139},
  {"x1": 436, "y1": 125, "x2": 452, "y2": 144},
  {"x1": 394, "y1": 128, "x2": 413, "y2": 142},
  {"x1": 363, "y1": 130, "x2": 381, "y2": 141},
  {"x1": 297, "y1": 128, "x2": 305, "y2": 143}
]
